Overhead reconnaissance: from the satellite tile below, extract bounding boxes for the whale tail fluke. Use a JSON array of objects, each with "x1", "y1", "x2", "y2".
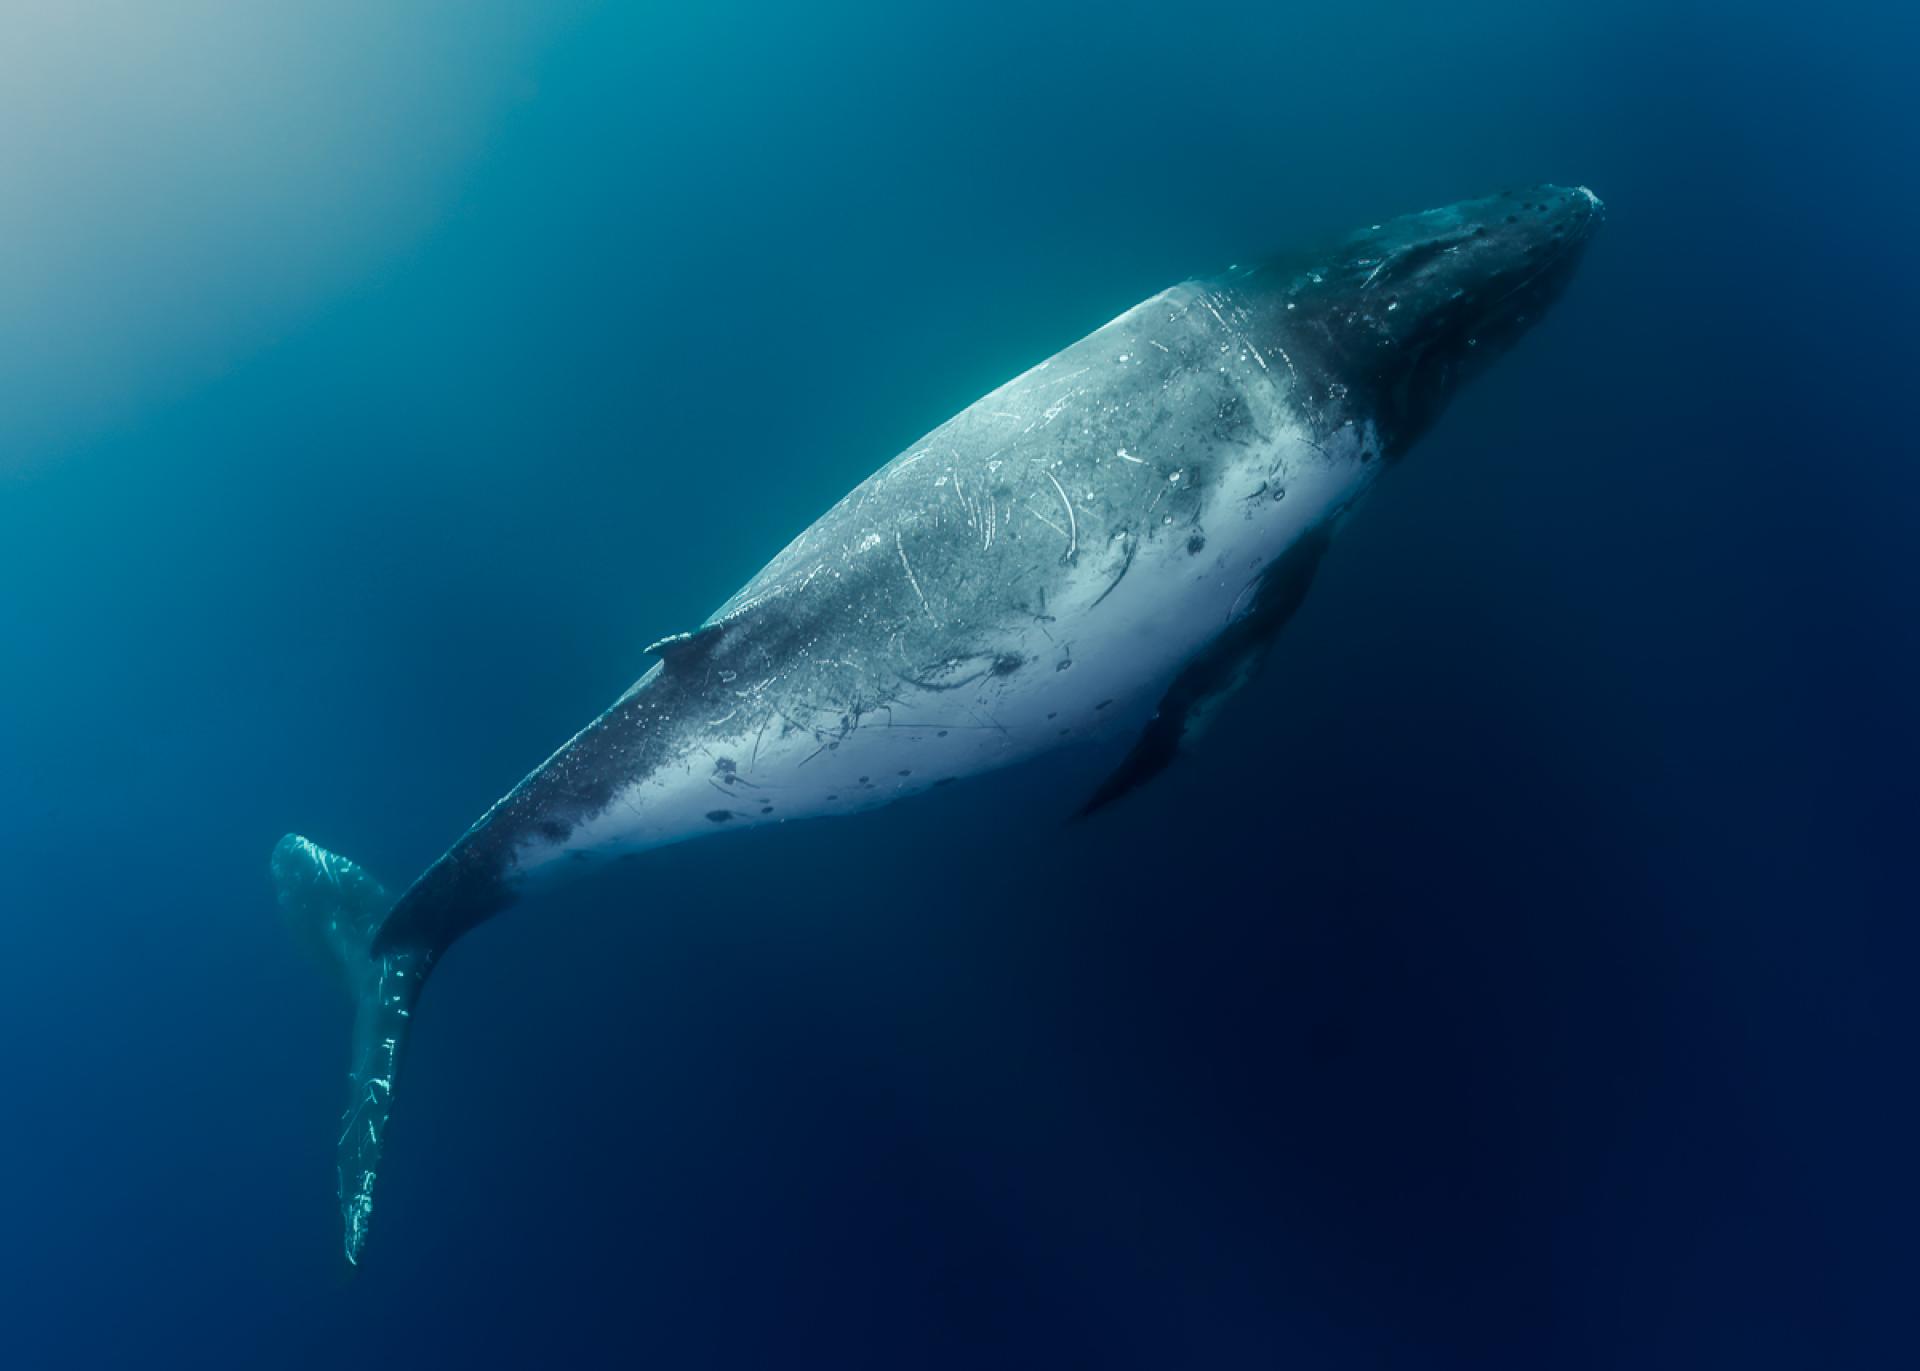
[{"x1": 271, "y1": 834, "x2": 435, "y2": 1267}]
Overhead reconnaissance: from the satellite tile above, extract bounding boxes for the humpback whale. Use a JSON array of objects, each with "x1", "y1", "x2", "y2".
[{"x1": 274, "y1": 184, "x2": 1602, "y2": 1263}]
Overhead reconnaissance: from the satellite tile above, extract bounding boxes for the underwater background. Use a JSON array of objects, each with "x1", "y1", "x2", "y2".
[{"x1": 3, "y1": 2, "x2": 1915, "y2": 1366}]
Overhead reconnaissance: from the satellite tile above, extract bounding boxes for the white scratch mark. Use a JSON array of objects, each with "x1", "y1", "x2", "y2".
[
  {"x1": 1025, "y1": 504, "x2": 1067, "y2": 539},
  {"x1": 896, "y1": 530, "x2": 938, "y2": 625},
  {"x1": 1043, "y1": 470, "x2": 1078, "y2": 560},
  {"x1": 1026, "y1": 390, "x2": 1079, "y2": 433},
  {"x1": 1202, "y1": 295, "x2": 1268, "y2": 373}
]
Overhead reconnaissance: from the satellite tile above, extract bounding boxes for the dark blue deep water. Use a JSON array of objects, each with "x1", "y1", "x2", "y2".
[{"x1": 4, "y1": 4, "x2": 1915, "y2": 1366}]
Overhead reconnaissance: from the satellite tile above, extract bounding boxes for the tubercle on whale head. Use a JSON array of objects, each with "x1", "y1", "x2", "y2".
[{"x1": 1231, "y1": 184, "x2": 1603, "y2": 458}]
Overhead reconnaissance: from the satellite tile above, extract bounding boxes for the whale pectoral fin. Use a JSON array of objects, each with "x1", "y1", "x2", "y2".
[
  {"x1": 1077, "y1": 527, "x2": 1332, "y2": 818},
  {"x1": 1077, "y1": 639, "x2": 1268, "y2": 817},
  {"x1": 272, "y1": 835, "x2": 434, "y2": 1268},
  {"x1": 1077, "y1": 711, "x2": 1183, "y2": 818}
]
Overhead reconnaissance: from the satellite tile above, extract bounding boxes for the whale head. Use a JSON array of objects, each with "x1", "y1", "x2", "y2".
[{"x1": 1252, "y1": 184, "x2": 1603, "y2": 458}]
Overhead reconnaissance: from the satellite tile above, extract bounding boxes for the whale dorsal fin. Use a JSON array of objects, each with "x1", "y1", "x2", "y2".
[
  {"x1": 646, "y1": 583, "x2": 797, "y2": 673},
  {"x1": 646, "y1": 622, "x2": 728, "y2": 669}
]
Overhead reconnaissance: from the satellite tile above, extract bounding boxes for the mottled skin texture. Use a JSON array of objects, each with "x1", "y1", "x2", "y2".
[{"x1": 375, "y1": 185, "x2": 1602, "y2": 959}]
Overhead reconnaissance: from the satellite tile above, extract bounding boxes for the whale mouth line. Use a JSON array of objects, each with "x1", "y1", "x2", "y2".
[{"x1": 1475, "y1": 224, "x2": 1591, "y2": 328}]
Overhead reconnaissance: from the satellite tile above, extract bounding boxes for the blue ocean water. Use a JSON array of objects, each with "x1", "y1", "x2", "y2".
[{"x1": 3, "y1": 2, "x2": 1914, "y2": 1365}]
